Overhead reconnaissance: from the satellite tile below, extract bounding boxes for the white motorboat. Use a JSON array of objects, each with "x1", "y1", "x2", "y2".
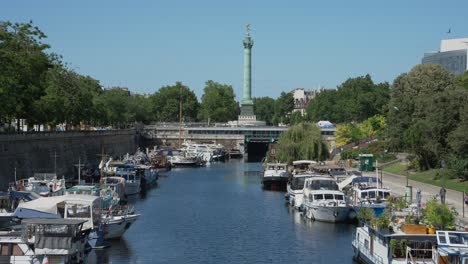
[
  {"x1": 0, "y1": 218, "x2": 88, "y2": 264},
  {"x1": 15, "y1": 173, "x2": 65, "y2": 197},
  {"x1": 115, "y1": 164, "x2": 141, "y2": 195},
  {"x1": 348, "y1": 176, "x2": 391, "y2": 217},
  {"x1": 102, "y1": 206, "x2": 140, "y2": 240},
  {"x1": 262, "y1": 163, "x2": 289, "y2": 190},
  {"x1": 302, "y1": 176, "x2": 350, "y2": 222},
  {"x1": 14, "y1": 194, "x2": 107, "y2": 248}
]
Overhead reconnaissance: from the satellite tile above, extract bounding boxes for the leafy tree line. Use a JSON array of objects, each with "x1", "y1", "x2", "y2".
[
  {"x1": 386, "y1": 64, "x2": 468, "y2": 178},
  {"x1": 305, "y1": 75, "x2": 390, "y2": 123},
  {"x1": 0, "y1": 21, "x2": 245, "y2": 130}
]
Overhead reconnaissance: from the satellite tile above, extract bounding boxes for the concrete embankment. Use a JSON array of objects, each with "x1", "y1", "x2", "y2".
[{"x1": 0, "y1": 129, "x2": 140, "y2": 188}]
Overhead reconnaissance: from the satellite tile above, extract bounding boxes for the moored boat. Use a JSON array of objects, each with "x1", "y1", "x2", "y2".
[{"x1": 262, "y1": 163, "x2": 289, "y2": 191}]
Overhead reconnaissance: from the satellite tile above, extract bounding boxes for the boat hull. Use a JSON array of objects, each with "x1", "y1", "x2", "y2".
[
  {"x1": 262, "y1": 177, "x2": 288, "y2": 191},
  {"x1": 304, "y1": 205, "x2": 350, "y2": 223},
  {"x1": 124, "y1": 182, "x2": 140, "y2": 196},
  {"x1": 104, "y1": 214, "x2": 140, "y2": 240}
]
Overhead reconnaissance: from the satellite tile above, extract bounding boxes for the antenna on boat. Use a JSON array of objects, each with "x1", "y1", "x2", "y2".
[
  {"x1": 74, "y1": 157, "x2": 85, "y2": 185},
  {"x1": 14, "y1": 166, "x2": 17, "y2": 182},
  {"x1": 51, "y1": 150, "x2": 59, "y2": 176}
]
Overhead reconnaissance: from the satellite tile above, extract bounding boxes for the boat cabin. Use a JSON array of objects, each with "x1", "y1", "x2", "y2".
[{"x1": 22, "y1": 218, "x2": 87, "y2": 263}]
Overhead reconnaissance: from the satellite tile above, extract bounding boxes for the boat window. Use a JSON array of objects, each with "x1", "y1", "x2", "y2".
[
  {"x1": 335, "y1": 194, "x2": 344, "y2": 200},
  {"x1": 67, "y1": 204, "x2": 91, "y2": 218},
  {"x1": 313, "y1": 194, "x2": 324, "y2": 200},
  {"x1": 369, "y1": 191, "x2": 376, "y2": 199},
  {"x1": 12, "y1": 245, "x2": 23, "y2": 256},
  {"x1": 324, "y1": 194, "x2": 334, "y2": 200},
  {"x1": 383, "y1": 192, "x2": 391, "y2": 199},
  {"x1": 378, "y1": 191, "x2": 383, "y2": 197},
  {"x1": 361, "y1": 192, "x2": 368, "y2": 199}
]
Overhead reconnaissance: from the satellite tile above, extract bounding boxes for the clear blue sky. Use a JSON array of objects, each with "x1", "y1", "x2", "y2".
[{"x1": 3, "y1": 0, "x2": 467, "y2": 100}]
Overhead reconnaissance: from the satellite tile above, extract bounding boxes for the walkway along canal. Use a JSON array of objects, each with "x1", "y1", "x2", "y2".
[{"x1": 88, "y1": 161, "x2": 356, "y2": 264}]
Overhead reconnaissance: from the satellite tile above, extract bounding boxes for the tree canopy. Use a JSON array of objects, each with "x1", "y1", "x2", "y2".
[
  {"x1": 253, "y1": 92, "x2": 294, "y2": 125},
  {"x1": 386, "y1": 64, "x2": 468, "y2": 170},
  {"x1": 0, "y1": 21, "x2": 53, "y2": 128},
  {"x1": 198, "y1": 80, "x2": 238, "y2": 123},
  {"x1": 275, "y1": 122, "x2": 329, "y2": 162},
  {"x1": 306, "y1": 75, "x2": 390, "y2": 123},
  {"x1": 150, "y1": 82, "x2": 199, "y2": 122}
]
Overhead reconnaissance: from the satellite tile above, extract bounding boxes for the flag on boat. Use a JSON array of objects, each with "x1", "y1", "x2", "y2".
[{"x1": 42, "y1": 255, "x2": 49, "y2": 264}]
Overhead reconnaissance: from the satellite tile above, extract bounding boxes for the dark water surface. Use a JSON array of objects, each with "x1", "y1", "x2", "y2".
[{"x1": 88, "y1": 161, "x2": 355, "y2": 264}]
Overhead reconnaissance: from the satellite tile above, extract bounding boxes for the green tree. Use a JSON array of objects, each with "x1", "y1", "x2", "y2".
[
  {"x1": 94, "y1": 89, "x2": 131, "y2": 128},
  {"x1": 198, "y1": 80, "x2": 238, "y2": 122},
  {"x1": 151, "y1": 82, "x2": 199, "y2": 122},
  {"x1": 273, "y1": 92, "x2": 294, "y2": 125},
  {"x1": 0, "y1": 21, "x2": 53, "y2": 129},
  {"x1": 276, "y1": 122, "x2": 329, "y2": 162},
  {"x1": 253, "y1": 97, "x2": 275, "y2": 125},
  {"x1": 127, "y1": 94, "x2": 154, "y2": 124},
  {"x1": 360, "y1": 114, "x2": 386, "y2": 138},
  {"x1": 306, "y1": 75, "x2": 389, "y2": 123},
  {"x1": 335, "y1": 123, "x2": 362, "y2": 147},
  {"x1": 35, "y1": 65, "x2": 101, "y2": 129},
  {"x1": 457, "y1": 70, "x2": 468, "y2": 90},
  {"x1": 387, "y1": 64, "x2": 467, "y2": 170}
]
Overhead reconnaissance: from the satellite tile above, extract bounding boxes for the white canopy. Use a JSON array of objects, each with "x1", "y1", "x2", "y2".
[{"x1": 16, "y1": 194, "x2": 100, "y2": 215}]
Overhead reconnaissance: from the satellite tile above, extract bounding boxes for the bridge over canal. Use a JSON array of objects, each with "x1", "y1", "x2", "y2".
[{"x1": 142, "y1": 123, "x2": 336, "y2": 162}]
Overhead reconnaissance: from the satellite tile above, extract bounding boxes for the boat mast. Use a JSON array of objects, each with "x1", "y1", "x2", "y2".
[{"x1": 178, "y1": 85, "x2": 182, "y2": 148}]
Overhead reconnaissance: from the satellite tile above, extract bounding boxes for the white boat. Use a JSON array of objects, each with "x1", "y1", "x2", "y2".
[
  {"x1": 302, "y1": 177, "x2": 350, "y2": 222},
  {"x1": 348, "y1": 176, "x2": 392, "y2": 217},
  {"x1": 115, "y1": 164, "x2": 141, "y2": 195},
  {"x1": 262, "y1": 163, "x2": 288, "y2": 190},
  {"x1": 287, "y1": 173, "x2": 318, "y2": 210},
  {"x1": 102, "y1": 207, "x2": 140, "y2": 240},
  {"x1": 352, "y1": 224, "x2": 438, "y2": 264},
  {"x1": 100, "y1": 176, "x2": 126, "y2": 201},
  {"x1": 167, "y1": 155, "x2": 200, "y2": 167},
  {"x1": 15, "y1": 173, "x2": 65, "y2": 197},
  {"x1": 0, "y1": 218, "x2": 88, "y2": 264}
]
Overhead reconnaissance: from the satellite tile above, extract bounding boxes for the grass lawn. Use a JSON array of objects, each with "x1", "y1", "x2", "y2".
[{"x1": 383, "y1": 162, "x2": 468, "y2": 193}]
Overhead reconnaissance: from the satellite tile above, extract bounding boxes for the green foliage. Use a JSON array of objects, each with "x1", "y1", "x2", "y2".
[
  {"x1": 421, "y1": 199, "x2": 456, "y2": 229},
  {"x1": 335, "y1": 123, "x2": 363, "y2": 146},
  {"x1": 151, "y1": 82, "x2": 199, "y2": 122},
  {"x1": 457, "y1": 70, "x2": 468, "y2": 90},
  {"x1": 306, "y1": 75, "x2": 390, "y2": 123},
  {"x1": 253, "y1": 97, "x2": 275, "y2": 125},
  {"x1": 0, "y1": 21, "x2": 53, "y2": 128},
  {"x1": 336, "y1": 115, "x2": 386, "y2": 147},
  {"x1": 253, "y1": 92, "x2": 294, "y2": 125},
  {"x1": 356, "y1": 207, "x2": 376, "y2": 222},
  {"x1": 273, "y1": 92, "x2": 294, "y2": 125},
  {"x1": 387, "y1": 64, "x2": 468, "y2": 170},
  {"x1": 275, "y1": 122, "x2": 329, "y2": 163},
  {"x1": 198, "y1": 80, "x2": 238, "y2": 122},
  {"x1": 376, "y1": 210, "x2": 391, "y2": 229}
]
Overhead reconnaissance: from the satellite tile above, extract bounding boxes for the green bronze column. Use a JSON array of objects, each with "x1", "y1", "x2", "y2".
[
  {"x1": 240, "y1": 24, "x2": 254, "y2": 116},
  {"x1": 242, "y1": 31, "x2": 253, "y2": 105}
]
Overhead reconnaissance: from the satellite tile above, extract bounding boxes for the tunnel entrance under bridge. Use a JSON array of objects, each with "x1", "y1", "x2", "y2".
[{"x1": 246, "y1": 141, "x2": 269, "y2": 162}]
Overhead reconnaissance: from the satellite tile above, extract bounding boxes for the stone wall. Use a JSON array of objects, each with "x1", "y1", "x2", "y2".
[{"x1": 0, "y1": 129, "x2": 138, "y2": 188}]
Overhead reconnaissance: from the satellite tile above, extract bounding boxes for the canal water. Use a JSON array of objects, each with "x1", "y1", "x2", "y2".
[{"x1": 87, "y1": 161, "x2": 356, "y2": 264}]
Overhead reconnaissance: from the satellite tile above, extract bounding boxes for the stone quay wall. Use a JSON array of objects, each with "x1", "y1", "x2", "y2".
[{"x1": 0, "y1": 129, "x2": 139, "y2": 188}]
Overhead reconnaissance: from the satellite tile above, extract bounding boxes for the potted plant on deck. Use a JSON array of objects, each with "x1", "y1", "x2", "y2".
[{"x1": 421, "y1": 199, "x2": 457, "y2": 231}]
